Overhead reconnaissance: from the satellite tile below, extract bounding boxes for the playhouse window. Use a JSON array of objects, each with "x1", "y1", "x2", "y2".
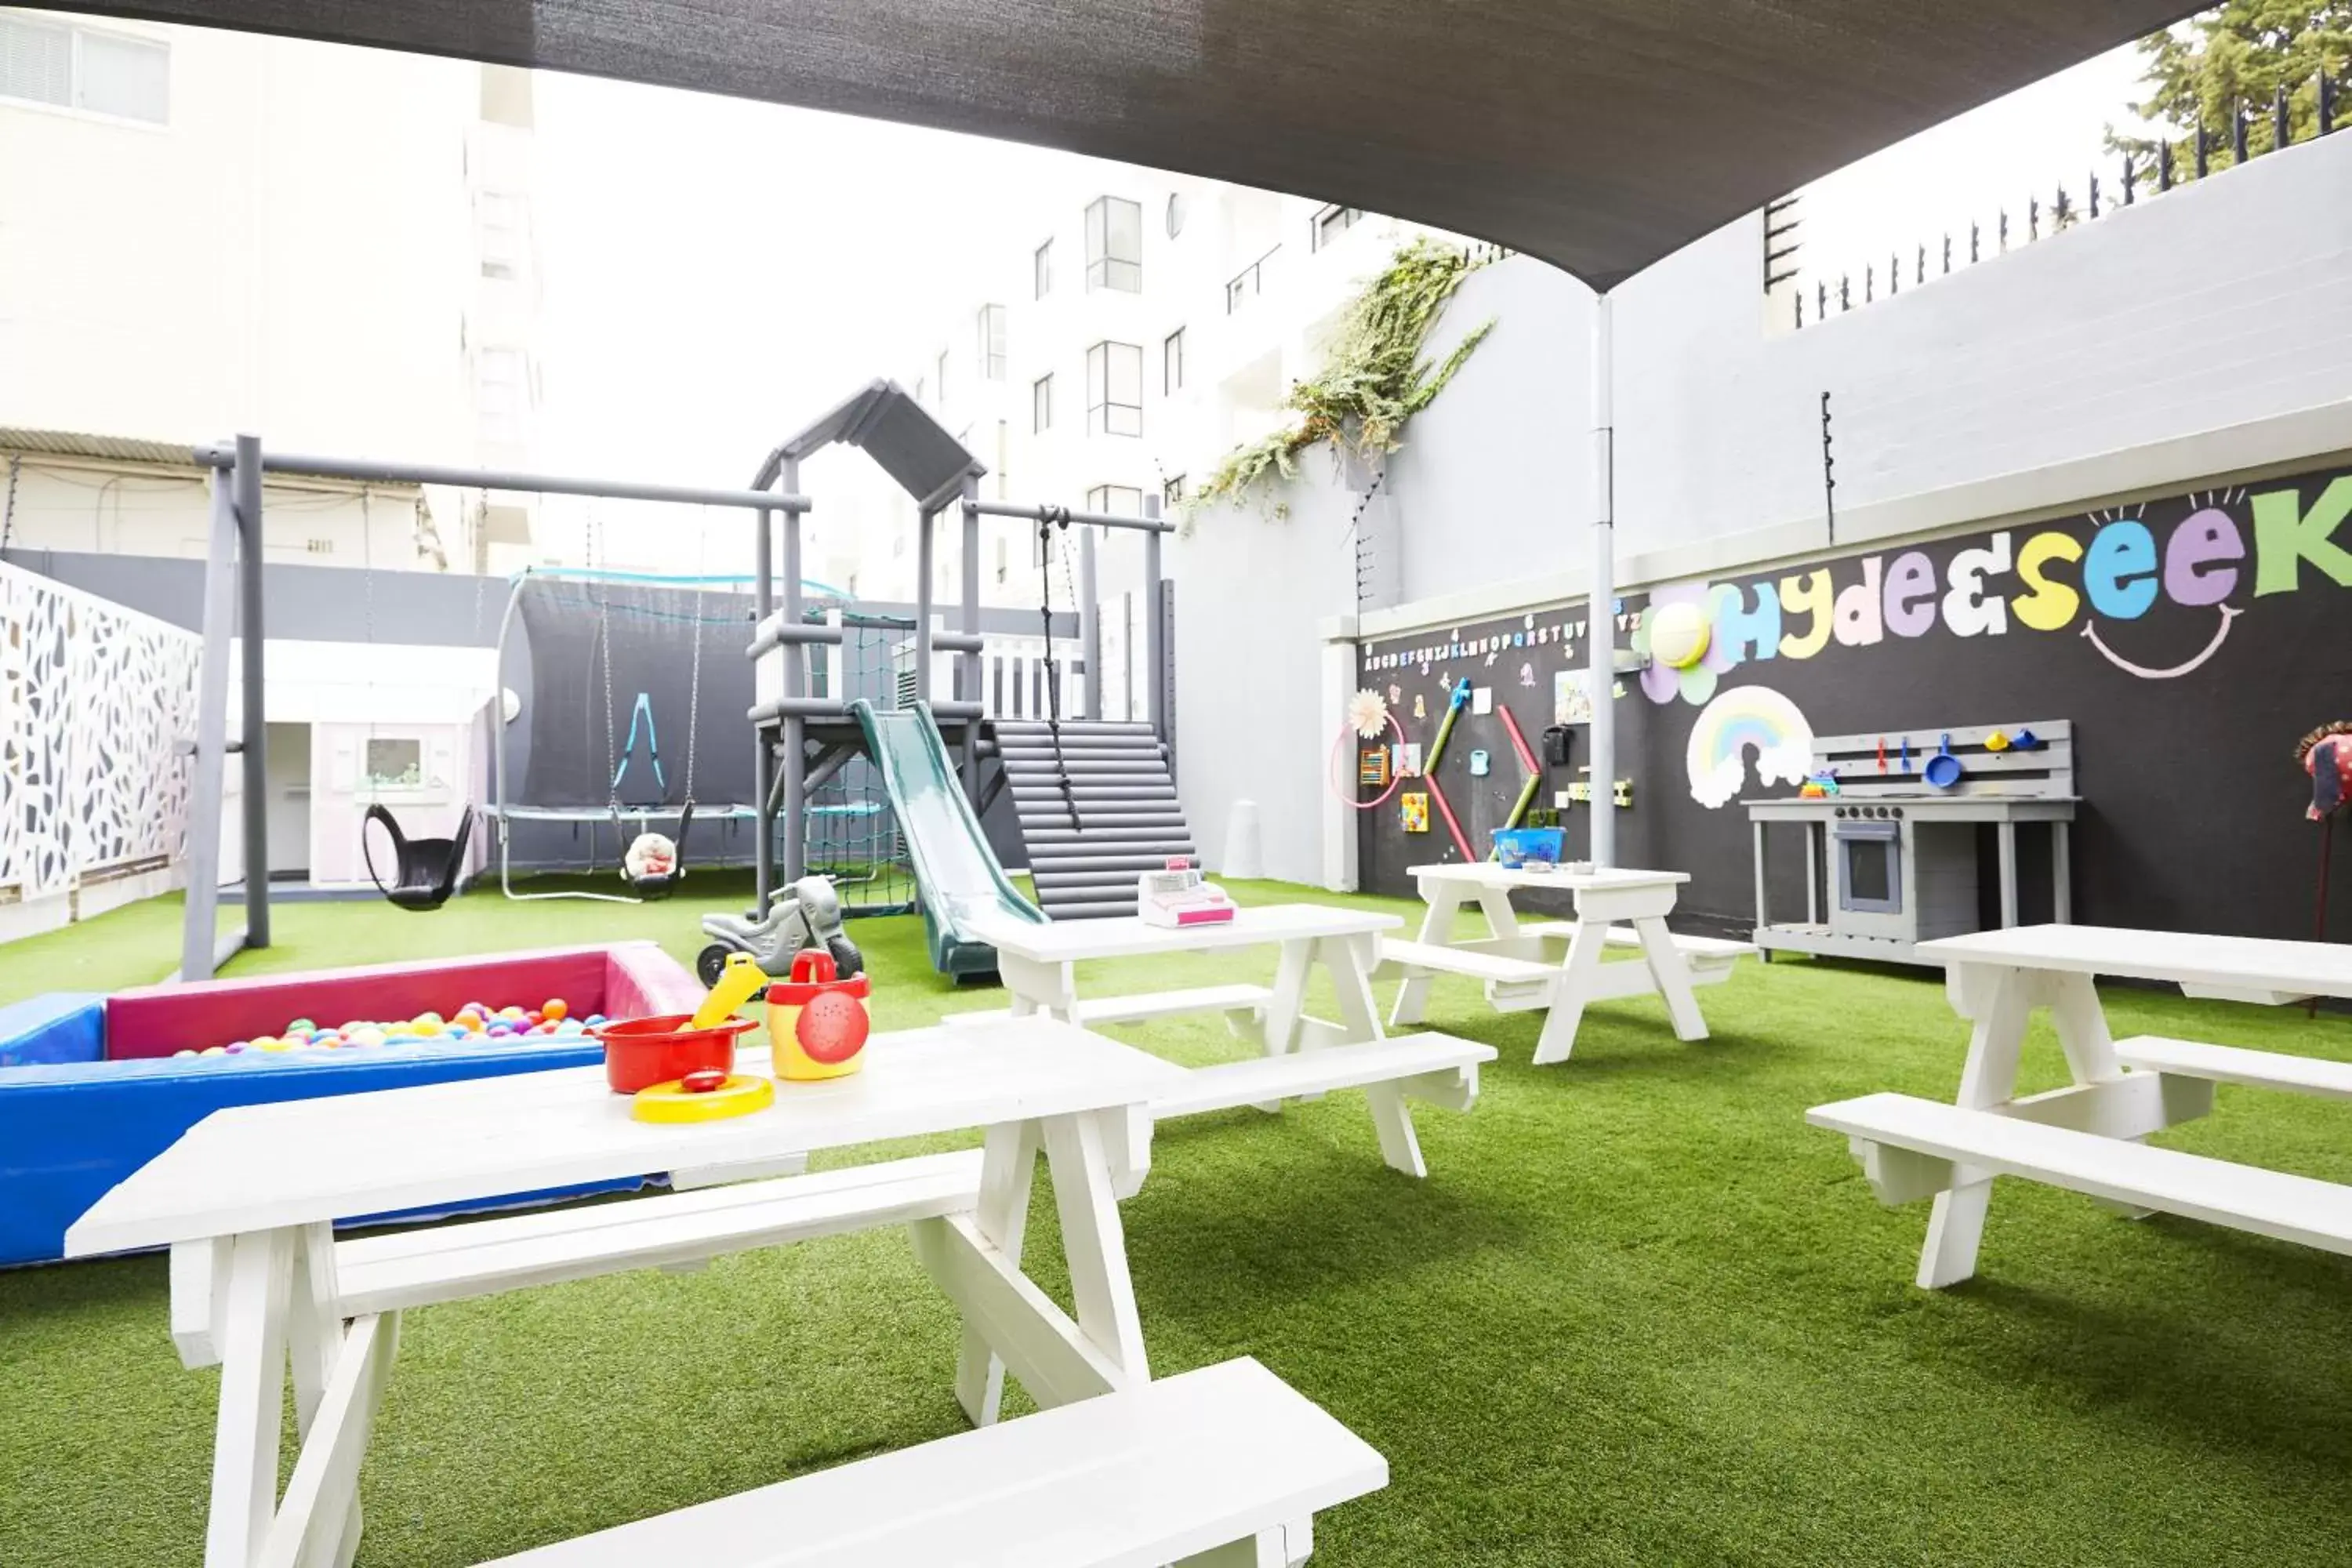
[{"x1": 365, "y1": 738, "x2": 423, "y2": 788}]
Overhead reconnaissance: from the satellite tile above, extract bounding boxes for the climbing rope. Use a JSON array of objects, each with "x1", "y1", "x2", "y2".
[{"x1": 1036, "y1": 510, "x2": 1082, "y2": 833}]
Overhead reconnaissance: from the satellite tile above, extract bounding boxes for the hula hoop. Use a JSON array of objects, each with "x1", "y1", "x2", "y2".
[{"x1": 1330, "y1": 711, "x2": 1406, "y2": 810}]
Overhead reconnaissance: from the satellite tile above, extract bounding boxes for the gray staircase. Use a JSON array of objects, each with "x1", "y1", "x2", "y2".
[{"x1": 993, "y1": 719, "x2": 1193, "y2": 920}]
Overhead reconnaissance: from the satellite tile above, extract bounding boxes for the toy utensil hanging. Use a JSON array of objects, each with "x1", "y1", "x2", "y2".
[
  {"x1": 691, "y1": 951, "x2": 768, "y2": 1030},
  {"x1": 1875, "y1": 737, "x2": 1886, "y2": 775},
  {"x1": 1922, "y1": 733, "x2": 1964, "y2": 790}
]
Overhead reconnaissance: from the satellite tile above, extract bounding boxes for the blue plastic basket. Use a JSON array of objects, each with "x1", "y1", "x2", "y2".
[{"x1": 1492, "y1": 828, "x2": 1565, "y2": 868}]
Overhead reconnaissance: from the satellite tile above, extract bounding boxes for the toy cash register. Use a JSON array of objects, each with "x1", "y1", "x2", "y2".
[{"x1": 1136, "y1": 858, "x2": 1236, "y2": 927}]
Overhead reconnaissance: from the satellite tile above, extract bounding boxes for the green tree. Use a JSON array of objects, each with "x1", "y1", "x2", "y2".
[{"x1": 2109, "y1": 2, "x2": 2351, "y2": 168}]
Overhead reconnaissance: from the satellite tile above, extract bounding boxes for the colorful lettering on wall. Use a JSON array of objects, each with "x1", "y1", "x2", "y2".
[{"x1": 1633, "y1": 476, "x2": 2352, "y2": 702}]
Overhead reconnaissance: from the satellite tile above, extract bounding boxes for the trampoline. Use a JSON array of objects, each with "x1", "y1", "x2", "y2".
[{"x1": 491, "y1": 567, "x2": 766, "y2": 903}]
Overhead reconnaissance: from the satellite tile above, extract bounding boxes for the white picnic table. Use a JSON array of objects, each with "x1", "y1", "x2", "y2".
[
  {"x1": 1810, "y1": 924, "x2": 2352, "y2": 1290},
  {"x1": 967, "y1": 904, "x2": 1495, "y2": 1179},
  {"x1": 1382, "y1": 862, "x2": 1751, "y2": 1064},
  {"x1": 65, "y1": 1019, "x2": 1187, "y2": 1568}
]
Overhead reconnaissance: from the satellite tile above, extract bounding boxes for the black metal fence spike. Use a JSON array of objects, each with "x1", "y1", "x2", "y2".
[
  {"x1": 2029, "y1": 196, "x2": 2039, "y2": 240},
  {"x1": 1817, "y1": 280, "x2": 1828, "y2": 318},
  {"x1": 1942, "y1": 233, "x2": 1953, "y2": 273},
  {"x1": 1970, "y1": 220, "x2": 1980, "y2": 263},
  {"x1": 1916, "y1": 244, "x2": 1926, "y2": 285},
  {"x1": 2275, "y1": 83, "x2": 2291, "y2": 151},
  {"x1": 2089, "y1": 173, "x2": 2100, "y2": 219},
  {"x1": 2322, "y1": 68, "x2": 2336, "y2": 137},
  {"x1": 2123, "y1": 152, "x2": 2136, "y2": 205},
  {"x1": 1865, "y1": 264, "x2": 1875, "y2": 302},
  {"x1": 1840, "y1": 274, "x2": 1850, "y2": 310},
  {"x1": 2196, "y1": 121, "x2": 2209, "y2": 177},
  {"x1": 2159, "y1": 140, "x2": 2174, "y2": 191},
  {"x1": 2232, "y1": 107, "x2": 2247, "y2": 165},
  {"x1": 1998, "y1": 209, "x2": 2009, "y2": 252},
  {"x1": 1795, "y1": 291, "x2": 1804, "y2": 329}
]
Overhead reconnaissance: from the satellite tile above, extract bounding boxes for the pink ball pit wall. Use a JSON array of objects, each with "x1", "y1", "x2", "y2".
[{"x1": 1, "y1": 942, "x2": 702, "y2": 1268}]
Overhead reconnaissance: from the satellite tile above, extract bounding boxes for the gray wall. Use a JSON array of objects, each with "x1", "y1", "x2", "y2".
[{"x1": 1170, "y1": 131, "x2": 2352, "y2": 890}]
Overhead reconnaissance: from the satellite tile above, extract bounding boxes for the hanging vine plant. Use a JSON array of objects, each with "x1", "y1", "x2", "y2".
[{"x1": 1189, "y1": 237, "x2": 1497, "y2": 521}]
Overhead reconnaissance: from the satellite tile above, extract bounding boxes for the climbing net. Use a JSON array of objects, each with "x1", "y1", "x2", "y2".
[{"x1": 801, "y1": 605, "x2": 916, "y2": 917}]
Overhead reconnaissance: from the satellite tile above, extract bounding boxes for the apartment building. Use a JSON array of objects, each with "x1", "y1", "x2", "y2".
[
  {"x1": 0, "y1": 9, "x2": 543, "y2": 571},
  {"x1": 874, "y1": 165, "x2": 1452, "y2": 612}
]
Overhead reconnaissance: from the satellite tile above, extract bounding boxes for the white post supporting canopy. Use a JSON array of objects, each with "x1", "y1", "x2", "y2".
[{"x1": 1585, "y1": 292, "x2": 1617, "y2": 869}]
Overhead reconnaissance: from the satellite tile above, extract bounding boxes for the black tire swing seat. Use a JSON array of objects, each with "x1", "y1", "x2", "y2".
[{"x1": 362, "y1": 804, "x2": 474, "y2": 912}]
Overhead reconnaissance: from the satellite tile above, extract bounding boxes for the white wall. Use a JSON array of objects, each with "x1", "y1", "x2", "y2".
[
  {"x1": 2, "y1": 457, "x2": 426, "y2": 564},
  {"x1": 1171, "y1": 132, "x2": 2352, "y2": 889},
  {"x1": 0, "y1": 14, "x2": 481, "y2": 462},
  {"x1": 1613, "y1": 127, "x2": 2352, "y2": 568}
]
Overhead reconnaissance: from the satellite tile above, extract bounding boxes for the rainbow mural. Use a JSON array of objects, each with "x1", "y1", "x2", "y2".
[{"x1": 1686, "y1": 684, "x2": 1813, "y2": 808}]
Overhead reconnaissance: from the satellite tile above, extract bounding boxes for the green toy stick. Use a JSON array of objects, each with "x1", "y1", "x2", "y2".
[{"x1": 1425, "y1": 679, "x2": 1472, "y2": 772}]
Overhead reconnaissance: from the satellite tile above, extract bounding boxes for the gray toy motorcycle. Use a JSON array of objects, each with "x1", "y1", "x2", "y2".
[{"x1": 698, "y1": 875, "x2": 864, "y2": 990}]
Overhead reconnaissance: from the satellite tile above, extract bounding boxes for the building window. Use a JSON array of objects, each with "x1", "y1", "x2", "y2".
[
  {"x1": 1165, "y1": 192, "x2": 1188, "y2": 238},
  {"x1": 1163, "y1": 475, "x2": 1185, "y2": 509},
  {"x1": 1086, "y1": 342, "x2": 1143, "y2": 437},
  {"x1": 477, "y1": 191, "x2": 524, "y2": 281},
  {"x1": 0, "y1": 16, "x2": 169, "y2": 124},
  {"x1": 976, "y1": 304, "x2": 1007, "y2": 381},
  {"x1": 477, "y1": 347, "x2": 528, "y2": 445},
  {"x1": 1032, "y1": 373, "x2": 1054, "y2": 434},
  {"x1": 1084, "y1": 196, "x2": 1142, "y2": 292},
  {"x1": 1163, "y1": 328, "x2": 1185, "y2": 396},
  {"x1": 364, "y1": 738, "x2": 423, "y2": 788},
  {"x1": 1086, "y1": 485, "x2": 1145, "y2": 518},
  {"x1": 1311, "y1": 204, "x2": 1363, "y2": 251},
  {"x1": 1226, "y1": 249, "x2": 1274, "y2": 314},
  {"x1": 1034, "y1": 240, "x2": 1053, "y2": 299}
]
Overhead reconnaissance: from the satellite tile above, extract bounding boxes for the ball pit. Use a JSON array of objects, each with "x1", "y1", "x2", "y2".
[{"x1": 169, "y1": 997, "x2": 610, "y2": 1061}]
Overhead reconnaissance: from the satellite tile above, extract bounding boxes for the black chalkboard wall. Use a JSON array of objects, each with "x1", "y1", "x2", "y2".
[{"x1": 1356, "y1": 460, "x2": 2352, "y2": 940}]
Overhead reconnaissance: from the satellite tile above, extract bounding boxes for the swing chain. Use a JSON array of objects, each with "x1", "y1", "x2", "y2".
[
  {"x1": 593, "y1": 512, "x2": 620, "y2": 816},
  {"x1": 680, "y1": 514, "x2": 705, "y2": 812},
  {"x1": 1037, "y1": 510, "x2": 1080, "y2": 832}
]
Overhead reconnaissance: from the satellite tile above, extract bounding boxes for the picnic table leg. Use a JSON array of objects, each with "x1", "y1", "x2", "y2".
[
  {"x1": 1320, "y1": 933, "x2": 1425, "y2": 1176},
  {"x1": 1042, "y1": 1111, "x2": 1150, "y2": 1390},
  {"x1": 1252, "y1": 938, "x2": 1316, "y2": 1113},
  {"x1": 953, "y1": 1119, "x2": 1042, "y2": 1426},
  {"x1": 205, "y1": 1226, "x2": 296, "y2": 1568},
  {"x1": 1472, "y1": 887, "x2": 1519, "y2": 941},
  {"x1": 1389, "y1": 880, "x2": 1462, "y2": 1028},
  {"x1": 287, "y1": 1221, "x2": 369, "y2": 1567},
  {"x1": 1632, "y1": 914, "x2": 1709, "y2": 1040},
  {"x1": 996, "y1": 952, "x2": 1078, "y2": 1023},
  {"x1": 1531, "y1": 903, "x2": 1611, "y2": 1065},
  {"x1": 1916, "y1": 964, "x2": 2033, "y2": 1289}
]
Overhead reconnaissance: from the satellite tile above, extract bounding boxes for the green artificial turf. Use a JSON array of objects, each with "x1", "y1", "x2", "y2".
[{"x1": 5, "y1": 873, "x2": 2352, "y2": 1564}]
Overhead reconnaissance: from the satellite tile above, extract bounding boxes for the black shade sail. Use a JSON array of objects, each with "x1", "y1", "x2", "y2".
[{"x1": 56, "y1": 2, "x2": 2198, "y2": 288}]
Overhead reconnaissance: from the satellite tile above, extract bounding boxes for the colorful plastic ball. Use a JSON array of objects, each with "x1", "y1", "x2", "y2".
[
  {"x1": 200, "y1": 1045, "x2": 227, "y2": 1058},
  {"x1": 543, "y1": 999, "x2": 568, "y2": 1022},
  {"x1": 352, "y1": 1028, "x2": 385, "y2": 1047},
  {"x1": 584, "y1": 1014, "x2": 605, "y2": 1027},
  {"x1": 287, "y1": 1018, "x2": 315, "y2": 1034},
  {"x1": 260, "y1": 1040, "x2": 292, "y2": 1053},
  {"x1": 1649, "y1": 601, "x2": 1711, "y2": 670},
  {"x1": 415, "y1": 1011, "x2": 443, "y2": 1028},
  {"x1": 174, "y1": 1049, "x2": 196, "y2": 1059}
]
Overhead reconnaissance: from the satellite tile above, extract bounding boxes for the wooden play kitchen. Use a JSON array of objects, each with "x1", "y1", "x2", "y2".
[{"x1": 1744, "y1": 720, "x2": 2077, "y2": 965}]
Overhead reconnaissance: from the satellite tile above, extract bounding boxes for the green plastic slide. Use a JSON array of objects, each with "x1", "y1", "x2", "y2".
[{"x1": 849, "y1": 699, "x2": 1047, "y2": 978}]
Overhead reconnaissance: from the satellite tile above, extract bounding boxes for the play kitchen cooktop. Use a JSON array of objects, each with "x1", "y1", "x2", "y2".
[{"x1": 1743, "y1": 722, "x2": 2078, "y2": 964}]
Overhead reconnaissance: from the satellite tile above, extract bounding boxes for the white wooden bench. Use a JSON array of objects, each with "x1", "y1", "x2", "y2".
[
  {"x1": 1518, "y1": 921, "x2": 1754, "y2": 976},
  {"x1": 477, "y1": 1356, "x2": 1388, "y2": 1566},
  {"x1": 2111, "y1": 1035, "x2": 2352, "y2": 1102},
  {"x1": 170, "y1": 1153, "x2": 987, "y2": 1369},
  {"x1": 949, "y1": 982, "x2": 1276, "y2": 1031},
  {"x1": 1388, "y1": 863, "x2": 1733, "y2": 1064},
  {"x1": 1151, "y1": 1033, "x2": 1494, "y2": 1179},
  {"x1": 1817, "y1": 925, "x2": 2352, "y2": 1289},
  {"x1": 1809, "y1": 1091, "x2": 2352, "y2": 1257}
]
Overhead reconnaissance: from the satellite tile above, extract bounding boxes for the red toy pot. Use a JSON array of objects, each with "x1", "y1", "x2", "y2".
[{"x1": 591, "y1": 1013, "x2": 760, "y2": 1095}]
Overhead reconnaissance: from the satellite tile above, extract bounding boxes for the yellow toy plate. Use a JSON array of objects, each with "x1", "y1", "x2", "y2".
[{"x1": 631, "y1": 1073, "x2": 775, "y2": 1123}]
